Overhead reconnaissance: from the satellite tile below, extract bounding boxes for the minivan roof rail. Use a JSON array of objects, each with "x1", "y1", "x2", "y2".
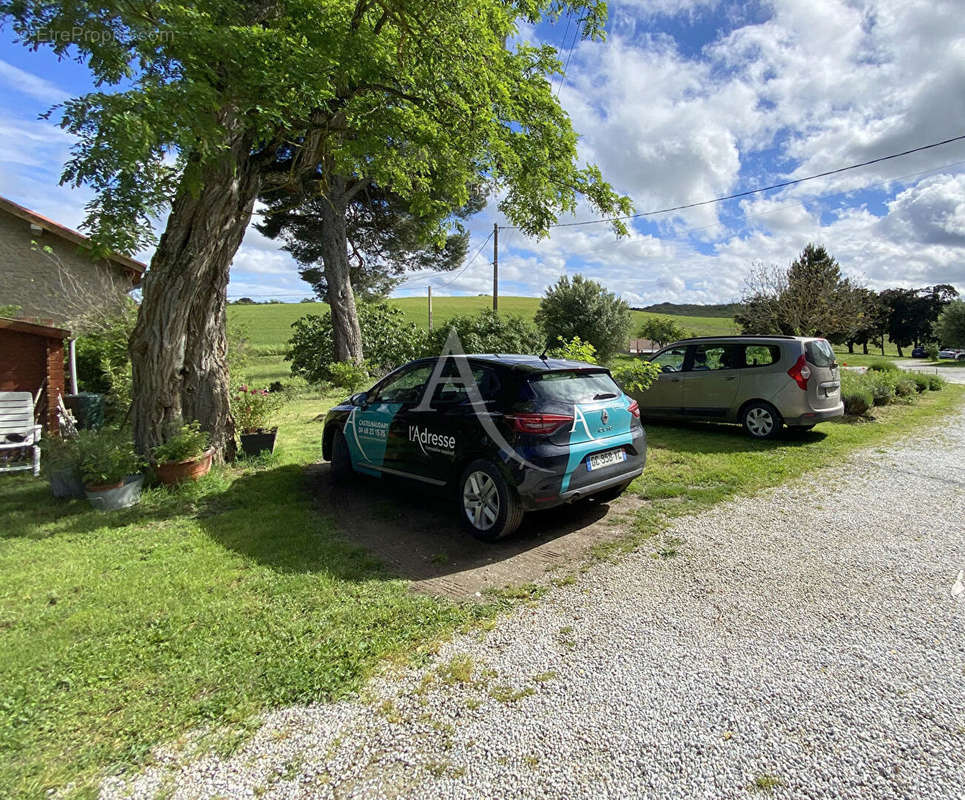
[{"x1": 673, "y1": 334, "x2": 800, "y2": 341}]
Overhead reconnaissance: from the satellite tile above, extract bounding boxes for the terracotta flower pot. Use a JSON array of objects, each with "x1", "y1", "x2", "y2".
[
  {"x1": 156, "y1": 448, "x2": 215, "y2": 485},
  {"x1": 240, "y1": 428, "x2": 277, "y2": 458}
]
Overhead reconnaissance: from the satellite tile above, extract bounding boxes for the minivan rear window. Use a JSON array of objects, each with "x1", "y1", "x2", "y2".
[
  {"x1": 527, "y1": 371, "x2": 621, "y2": 403},
  {"x1": 805, "y1": 339, "x2": 836, "y2": 367}
]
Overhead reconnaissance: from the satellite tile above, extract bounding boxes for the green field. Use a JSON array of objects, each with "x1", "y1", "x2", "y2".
[{"x1": 228, "y1": 296, "x2": 738, "y2": 351}]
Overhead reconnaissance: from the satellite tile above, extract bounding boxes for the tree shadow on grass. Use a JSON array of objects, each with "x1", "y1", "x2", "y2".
[{"x1": 194, "y1": 462, "x2": 622, "y2": 598}]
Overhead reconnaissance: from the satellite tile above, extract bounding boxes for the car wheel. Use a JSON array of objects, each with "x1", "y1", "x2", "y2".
[
  {"x1": 459, "y1": 459, "x2": 524, "y2": 542},
  {"x1": 589, "y1": 480, "x2": 632, "y2": 504},
  {"x1": 330, "y1": 429, "x2": 353, "y2": 482},
  {"x1": 742, "y1": 401, "x2": 782, "y2": 439}
]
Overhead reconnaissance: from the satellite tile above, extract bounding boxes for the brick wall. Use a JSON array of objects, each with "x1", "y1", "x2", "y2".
[{"x1": 0, "y1": 328, "x2": 65, "y2": 432}]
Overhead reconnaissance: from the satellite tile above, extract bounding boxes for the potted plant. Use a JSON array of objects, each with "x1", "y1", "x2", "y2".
[
  {"x1": 76, "y1": 429, "x2": 144, "y2": 511},
  {"x1": 152, "y1": 420, "x2": 214, "y2": 485},
  {"x1": 42, "y1": 435, "x2": 85, "y2": 499},
  {"x1": 233, "y1": 385, "x2": 285, "y2": 457}
]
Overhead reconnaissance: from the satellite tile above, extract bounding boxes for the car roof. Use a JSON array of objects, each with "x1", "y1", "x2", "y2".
[
  {"x1": 665, "y1": 335, "x2": 811, "y2": 345},
  {"x1": 414, "y1": 354, "x2": 606, "y2": 373}
]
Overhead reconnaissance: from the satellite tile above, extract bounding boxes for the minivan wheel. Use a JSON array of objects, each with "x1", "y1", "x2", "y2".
[
  {"x1": 330, "y1": 429, "x2": 353, "y2": 482},
  {"x1": 742, "y1": 401, "x2": 782, "y2": 439},
  {"x1": 459, "y1": 459, "x2": 524, "y2": 541}
]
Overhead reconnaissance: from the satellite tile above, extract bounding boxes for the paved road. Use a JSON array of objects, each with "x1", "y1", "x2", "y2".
[
  {"x1": 899, "y1": 359, "x2": 965, "y2": 384},
  {"x1": 105, "y1": 412, "x2": 965, "y2": 800}
]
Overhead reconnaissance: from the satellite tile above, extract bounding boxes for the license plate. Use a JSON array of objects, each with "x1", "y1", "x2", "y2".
[{"x1": 587, "y1": 449, "x2": 626, "y2": 471}]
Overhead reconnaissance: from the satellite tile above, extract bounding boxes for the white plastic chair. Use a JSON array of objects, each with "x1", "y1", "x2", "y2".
[{"x1": 0, "y1": 392, "x2": 41, "y2": 476}]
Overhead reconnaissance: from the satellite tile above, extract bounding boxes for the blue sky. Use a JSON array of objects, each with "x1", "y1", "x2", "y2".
[{"x1": 1, "y1": 0, "x2": 964, "y2": 306}]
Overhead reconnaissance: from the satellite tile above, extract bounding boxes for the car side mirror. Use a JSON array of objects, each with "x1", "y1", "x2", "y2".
[{"x1": 350, "y1": 391, "x2": 368, "y2": 408}]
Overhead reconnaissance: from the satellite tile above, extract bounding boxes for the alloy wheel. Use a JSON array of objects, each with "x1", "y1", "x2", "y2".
[
  {"x1": 463, "y1": 471, "x2": 500, "y2": 531},
  {"x1": 745, "y1": 407, "x2": 774, "y2": 437}
]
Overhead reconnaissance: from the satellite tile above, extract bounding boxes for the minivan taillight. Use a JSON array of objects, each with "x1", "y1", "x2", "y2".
[
  {"x1": 628, "y1": 399, "x2": 640, "y2": 419},
  {"x1": 787, "y1": 354, "x2": 811, "y2": 390},
  {"x1": 506, "y1": 413, "x2": 573, "y2": 435}
]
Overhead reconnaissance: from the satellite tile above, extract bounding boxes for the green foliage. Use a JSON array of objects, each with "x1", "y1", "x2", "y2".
[
  {"x1": 637, "y1": 316, "x2": 689, "y2": 347},
  {"x1": 231, "y1": 385, "x2": 286, "y2": 434},
  {"x1": 328, "y1": 361, "x2": 371, "y2": 391},
  {"x1": 895, "y1": 377, "x2": 917, "y2": 398},
  {"x1": 879, "y1": 285, "x2": 959, "y2": 351},
  {"x1": 868, "y1": 373, "x2": 897, "y2": 406},
  {"x1": 535, "y1": 275, "x2": 632, "y2": 362},
  {"x1": 3, "y1": 1, "x2": 630, "y2": 255},
  {"x1": 287, "y1": 303, "x2": 428, "y2": 385},
  {"x1": 547, "y1": 336, "x2": 598, "y2": 363},
  {"x1": 611, "y1": 359, "x2": 662, "y2": 394},
  {"x1": 40, "y1": 435, "x2": 82, "y2": 473},
  {"x1": 74, "y1": 298, "x2": 137, "y2": 422},
  {"x1": 925, "y1": 344, "x2": 940, "y2": 361},
  {"x1": 867, "y1": 359, "x2": 898, "y2": 372},
  {"x1": 0, "y1": 304, "x2": 21, "y2": 318},
  {"x1": 425, "y1": 309, "x2": 543, "y2": 356},
  {"x1": 934, "y1": 299, "x2": 965, "y2": 349},
  {"x1": 841, "y1": 387, "x2": 873, "y2": 416},
  {"x1": 152, "y1": 421, "x2": 211, "y2": 465},
  {"x1": 75, "y1": 428, "x2": 142, "y2": 486},
  {"x1": 227, "y1": 319, "x2": 251, "y2": 380},
  {"x1": 927, "y1": 374, "x2": 947, "y2": 391},
  {"x1": 913, "y1": 373, "x2": 930, "y2": 393}
]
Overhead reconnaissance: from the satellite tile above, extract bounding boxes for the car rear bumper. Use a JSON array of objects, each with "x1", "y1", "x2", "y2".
[
  {"x1": 512, "y1": 426, "x2": 647, "y2": 510},
  {"x1": 784, "y1": 402, "x2": 844, "y2": 426}
]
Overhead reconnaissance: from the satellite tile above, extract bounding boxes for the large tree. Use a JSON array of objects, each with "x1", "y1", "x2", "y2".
[
  {"x1": 879, "y1": 284, "x2": 959, "y2": 356},
  {"x1": 2, "y1": 0, "x2": 630, "y2": 458},
  {"x1": 257, "y1": 179, "x2": 485, "y2": 302},
  {"x1": 735, "y1": 245, "x2": 860, "y2": 338},
  {"x1": 535, "y1": 274, "x2": 632, "y2": 362}
]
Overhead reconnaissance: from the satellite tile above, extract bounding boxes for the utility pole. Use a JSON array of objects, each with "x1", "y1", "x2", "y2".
[
  {"x1": 492, "y1": 222, "x2": 499, "y2": 313},
  {"x1": 427, "y1": 284, "x2": 433, "y2": 330}
]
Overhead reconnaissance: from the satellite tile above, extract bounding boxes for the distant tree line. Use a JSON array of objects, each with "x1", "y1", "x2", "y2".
[{"x1": 735, "y1": 244, "x2": 959, "y2": 356}]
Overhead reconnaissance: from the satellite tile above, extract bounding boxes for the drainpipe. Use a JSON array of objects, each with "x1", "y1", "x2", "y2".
[{"x1": 68, "y1": 338, "x2": 78, "y2": 395}]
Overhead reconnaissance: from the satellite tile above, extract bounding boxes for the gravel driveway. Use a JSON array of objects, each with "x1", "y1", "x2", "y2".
[{"x1": 104, "y1": 413, "x2": 965, "y2": 800}]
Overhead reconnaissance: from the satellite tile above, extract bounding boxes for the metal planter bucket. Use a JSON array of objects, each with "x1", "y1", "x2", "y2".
[
  {"x1": 50, "y1": 467, "x2": 86, "y2": 499},
  {"x1": 85, "y1": 474, "x2": 144, "y2": 511},
  {"x1": 240, "y1": 428, "x2": 277, "y2": 458}
]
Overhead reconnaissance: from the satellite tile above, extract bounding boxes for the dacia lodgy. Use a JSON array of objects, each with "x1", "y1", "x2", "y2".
[{"x1": 634, "y1": 336, "x2": 843, "y2": 438}]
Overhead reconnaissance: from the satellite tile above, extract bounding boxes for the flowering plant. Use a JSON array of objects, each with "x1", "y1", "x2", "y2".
[{"x1": 232, "y1": 385, "x2": 285, "y2": 433}]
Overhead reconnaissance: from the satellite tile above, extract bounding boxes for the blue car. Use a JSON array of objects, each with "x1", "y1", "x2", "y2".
[{"x1": 322, "y1": 355, "x2": 646, "y2": 540}]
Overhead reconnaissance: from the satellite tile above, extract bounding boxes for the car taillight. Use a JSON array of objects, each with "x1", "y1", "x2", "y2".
[
  {"x1": 787, "y1": 354, "x2": 811, "y2": 390},
  {"x1": 628, "y1": 399, "x2": 640, "y2": 419},
  {"x1": 506, "y1": 413, "x2": 574, "y2": 435}
]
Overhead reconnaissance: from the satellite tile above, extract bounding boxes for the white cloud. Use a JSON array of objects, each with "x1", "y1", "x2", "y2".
[{"x1": 0, "y1": 60, "x2": 67, "y2": 105}]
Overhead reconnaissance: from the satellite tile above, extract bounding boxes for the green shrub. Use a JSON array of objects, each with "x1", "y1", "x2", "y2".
[
  {"x1": 867, "y1": 373, "x2": 896, "y2": 406},
  {"x1": 535, "y1": 274, "x2": 632, "y2": 362},
  {"x1": 287, "y1": 302, "x2": 428, "y2": 385},
  {"x1": 842, "y1": 388, "x2": 873, "y2": 416},
  {"x1": 232, "y1": 385, "x2": 286, "y2": 433},
  {"x1": 41, "y1": 435, "x2": 82, "y2": 474},
  {"x1": 328, "y1": 361, "x2": 371, "y2": 391},
  {"x1": 547, "y1": 336, "x2": 598, "y2": 364},
  {"x1": 927, "y1": 374, "x2": 946, "y2": 391},
  {"x1": 425, "y1": 309, "x2": 544, "y2": 356},
  {"x1": 152, "y1": 420, "x2": 210, "y2": 464},
  {"x1": 74, "y1": 299, "x2": 137, "y2": 422},
  {"x1": 925, "y1": 344, "x2": 940, "y2": 361},
  {"x1": 912, "y1": 373, "x2": 930, "y2": 393},
  {"x1": 894, "y1": 377, "x2": 917, "y2": 398},
  {"x1": 76, "y1": 428, "x2": 142, "y2": 487},
  {"x1": 611, "y1": 359, "x2": 662, "y2": 394},
  {"x1": 867, "y1": 359, "x2": 898, "y2": 373}
]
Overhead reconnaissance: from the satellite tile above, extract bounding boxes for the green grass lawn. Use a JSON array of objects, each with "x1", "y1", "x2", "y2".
[
  {"x1": 228, "y1": 296, "x2": 738, "y2": 354},
  {"x1": 2, "y1": 365, "x2": 961, "y2": 798}
]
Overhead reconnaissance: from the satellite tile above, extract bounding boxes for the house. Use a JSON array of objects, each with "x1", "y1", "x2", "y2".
[
  {"x1": 627, "y1": 338, "x2": 658, "y2": 355},
  {"x1": 0, "y1": 196, "x2": 146, "y2": 433},
  {"x1": 0, "y1": 318, "x2": 69, "y2": 432},
  {"x1": 0, "y1": 195, "x2": 145, "y2": 326}
]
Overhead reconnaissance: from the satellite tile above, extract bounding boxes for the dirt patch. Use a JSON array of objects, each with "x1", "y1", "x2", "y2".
[{"x1": 307, "y1": 464, "x2": 642, "y2": 600}]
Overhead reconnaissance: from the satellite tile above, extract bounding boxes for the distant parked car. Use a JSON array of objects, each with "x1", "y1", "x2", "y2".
[
  {"x1": 911, "y1": 346, "x2": 926, "y2": 358},
  {"x1": 634, "y1": 336, "x2": 843, "y2": 439},
  {"x1": 938, "y1": 348, "x2": 965, "y2": 360}
]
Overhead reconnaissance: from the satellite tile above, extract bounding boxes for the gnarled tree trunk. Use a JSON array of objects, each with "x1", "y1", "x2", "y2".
[
  {"x1": 130, "y1": 135, "x2": 260, "y2": 460},
  {"x1": 320, "y1": 178, "x2": 364, "y2": 363}
]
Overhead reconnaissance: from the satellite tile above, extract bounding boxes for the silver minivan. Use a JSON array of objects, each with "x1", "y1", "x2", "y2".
[{"x1": 634, "y1": 336, "x2": 844, "y2": 438}]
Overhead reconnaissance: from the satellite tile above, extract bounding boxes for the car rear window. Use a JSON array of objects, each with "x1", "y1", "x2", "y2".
[
  {"x1": 527, "y1": 371, "x2": 621, "y2": 403},
  {"x1": 805, "y1": 339, "x2": 836, "y2": 367}
]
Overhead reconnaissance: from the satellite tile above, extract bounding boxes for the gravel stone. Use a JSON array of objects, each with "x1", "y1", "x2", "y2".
[{"x1": 101, "y1": 411, "x2": 965, "y2": 800}]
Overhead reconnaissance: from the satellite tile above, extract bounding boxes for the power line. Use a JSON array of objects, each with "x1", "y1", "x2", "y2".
[
  {"x1": 500, "y1": 133, "x2": 965, "y2": 231},
  {"x1": 555, "y1": 11, "x2": 578, "y2": 98},
  {"x1": 395, "y1": 230, "x2": 494, "y2": 292}
]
